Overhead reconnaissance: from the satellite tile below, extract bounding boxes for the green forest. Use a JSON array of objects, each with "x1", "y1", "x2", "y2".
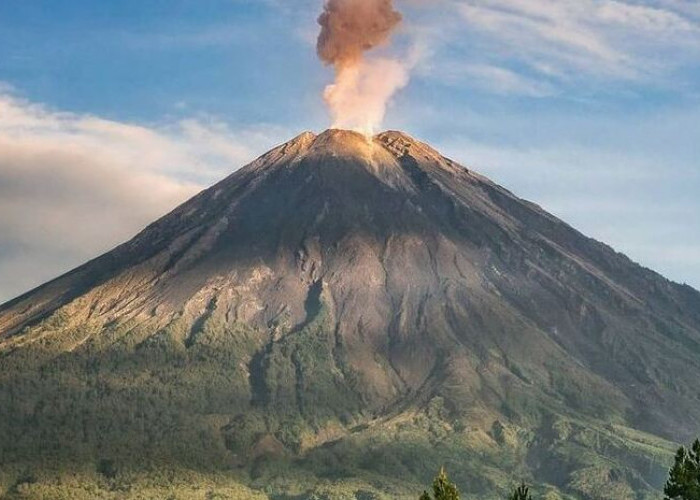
[{"x1": 0, "y1": 307, "x2": 686, "y2": 499}]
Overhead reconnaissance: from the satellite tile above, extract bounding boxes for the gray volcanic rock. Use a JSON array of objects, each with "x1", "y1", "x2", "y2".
[{"x1": 1, "y1": 129, "x2": 699, "y2": 498}]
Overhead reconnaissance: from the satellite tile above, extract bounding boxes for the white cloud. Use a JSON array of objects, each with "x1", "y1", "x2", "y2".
[
  {"x1": 0, "y1": 91, "x2": 288, "y2": 303},
  {"x1": 427, "y1": 61, "x2": 557, "y2": 96},
  {"x1": 414, "y1": 0, "x2": 700, "y2": 92}
]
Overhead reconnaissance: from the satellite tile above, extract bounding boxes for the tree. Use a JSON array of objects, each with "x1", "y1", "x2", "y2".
[
  {"x1": 419, "y1": 467, "x2": 460, "y2": 500},
  {"x1": 510, "y1": 483, "x2": 533, "y2": 500},
  {"x1": 665, "y1": 439, "x2": 700, "y2": 500}
]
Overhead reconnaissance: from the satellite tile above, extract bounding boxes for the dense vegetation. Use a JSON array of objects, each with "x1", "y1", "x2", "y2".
[
  {"x1": 0, "y1": 306, "x2": 683, "y2": 500},
  {"x1": 417, "y1": 469, "x2": 530, "y2": 500},
  {"x1": 664, "y1": 439, "x2": 700, "y2": 500},
  {"x1": 419, "y1": 468, "x2": 460, "y2": 500}
]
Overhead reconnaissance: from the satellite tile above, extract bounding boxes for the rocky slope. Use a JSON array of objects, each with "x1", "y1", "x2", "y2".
[{"x1": 1, "y1": 129, "x2": 699, "y2": 499}]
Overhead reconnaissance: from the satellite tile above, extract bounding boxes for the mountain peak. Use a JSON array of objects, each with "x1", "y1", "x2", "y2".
[
  {"x1": 1, "y1": 129, "x2": 700, "y2": 499},
  {"x1": 288, "y1": 130, "x2": 317, "y2": 145},
  {"x1": 310, "y1": 128, "x2": 376, "y2": 157},
  {"x1": 279, "y1": 129, "x2": 433, "y2": 165},
  {"x1": 275, "y1": 129, "x2": 451, "y2": 179}
]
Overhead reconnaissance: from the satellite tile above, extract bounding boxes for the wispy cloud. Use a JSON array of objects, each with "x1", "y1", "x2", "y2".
[
  {"x1": 423, "y1": 61, "x2": 557, "y2": 96},
  {"x1": 0, "y1": 90, "x2": 288, "y2": 303},
  {"x1": 410, "y1": 0, "x2": 700, "y2": 94}
]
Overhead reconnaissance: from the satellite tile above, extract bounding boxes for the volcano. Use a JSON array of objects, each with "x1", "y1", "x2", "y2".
[{"x1": 1, "y1": 130, "x2": 699, "y2": 499}]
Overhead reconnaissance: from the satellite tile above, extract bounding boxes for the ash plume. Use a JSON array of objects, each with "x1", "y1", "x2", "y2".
[
  {"x1": 317, "y1": 0, "x2": 408, "y2": 135},
  {"x1": 317, "y1": 0, "x2": 402, "y2": 67}
]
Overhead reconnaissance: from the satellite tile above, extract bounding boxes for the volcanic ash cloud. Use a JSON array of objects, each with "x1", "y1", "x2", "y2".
[{"x1": 317, "y1": 0, "x2": 408, "y2": 135}]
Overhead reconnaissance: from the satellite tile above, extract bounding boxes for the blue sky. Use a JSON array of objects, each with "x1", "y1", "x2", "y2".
[{"x1": 0, "y1": 0, "x2": 699, "y2": 302}]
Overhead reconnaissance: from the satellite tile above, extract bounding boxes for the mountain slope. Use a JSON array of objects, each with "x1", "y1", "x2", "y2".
[{"x1": 1, "y1": 129, "x2": 699, "y2": 499}]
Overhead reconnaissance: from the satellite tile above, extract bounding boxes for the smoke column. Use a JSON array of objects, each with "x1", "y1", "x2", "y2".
[{"x1": 317, "y1": 0, "x2": 409, "y2": 135}]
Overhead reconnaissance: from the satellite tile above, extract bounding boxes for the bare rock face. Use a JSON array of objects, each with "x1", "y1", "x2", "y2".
[{"x1": 1, "y1": 129, "x2": 700, "y2": 498}]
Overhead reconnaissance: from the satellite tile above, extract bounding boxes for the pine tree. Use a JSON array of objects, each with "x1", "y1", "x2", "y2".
[
  {"x1": 665, "y1": 439, "x2": 700, "y2": 500},
  {"x1": 510, "y1": 483, "x2": 533, "y2": 500},
  {"x1": 419, "y1": 467, "x2": 460, "y2": 500}
]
